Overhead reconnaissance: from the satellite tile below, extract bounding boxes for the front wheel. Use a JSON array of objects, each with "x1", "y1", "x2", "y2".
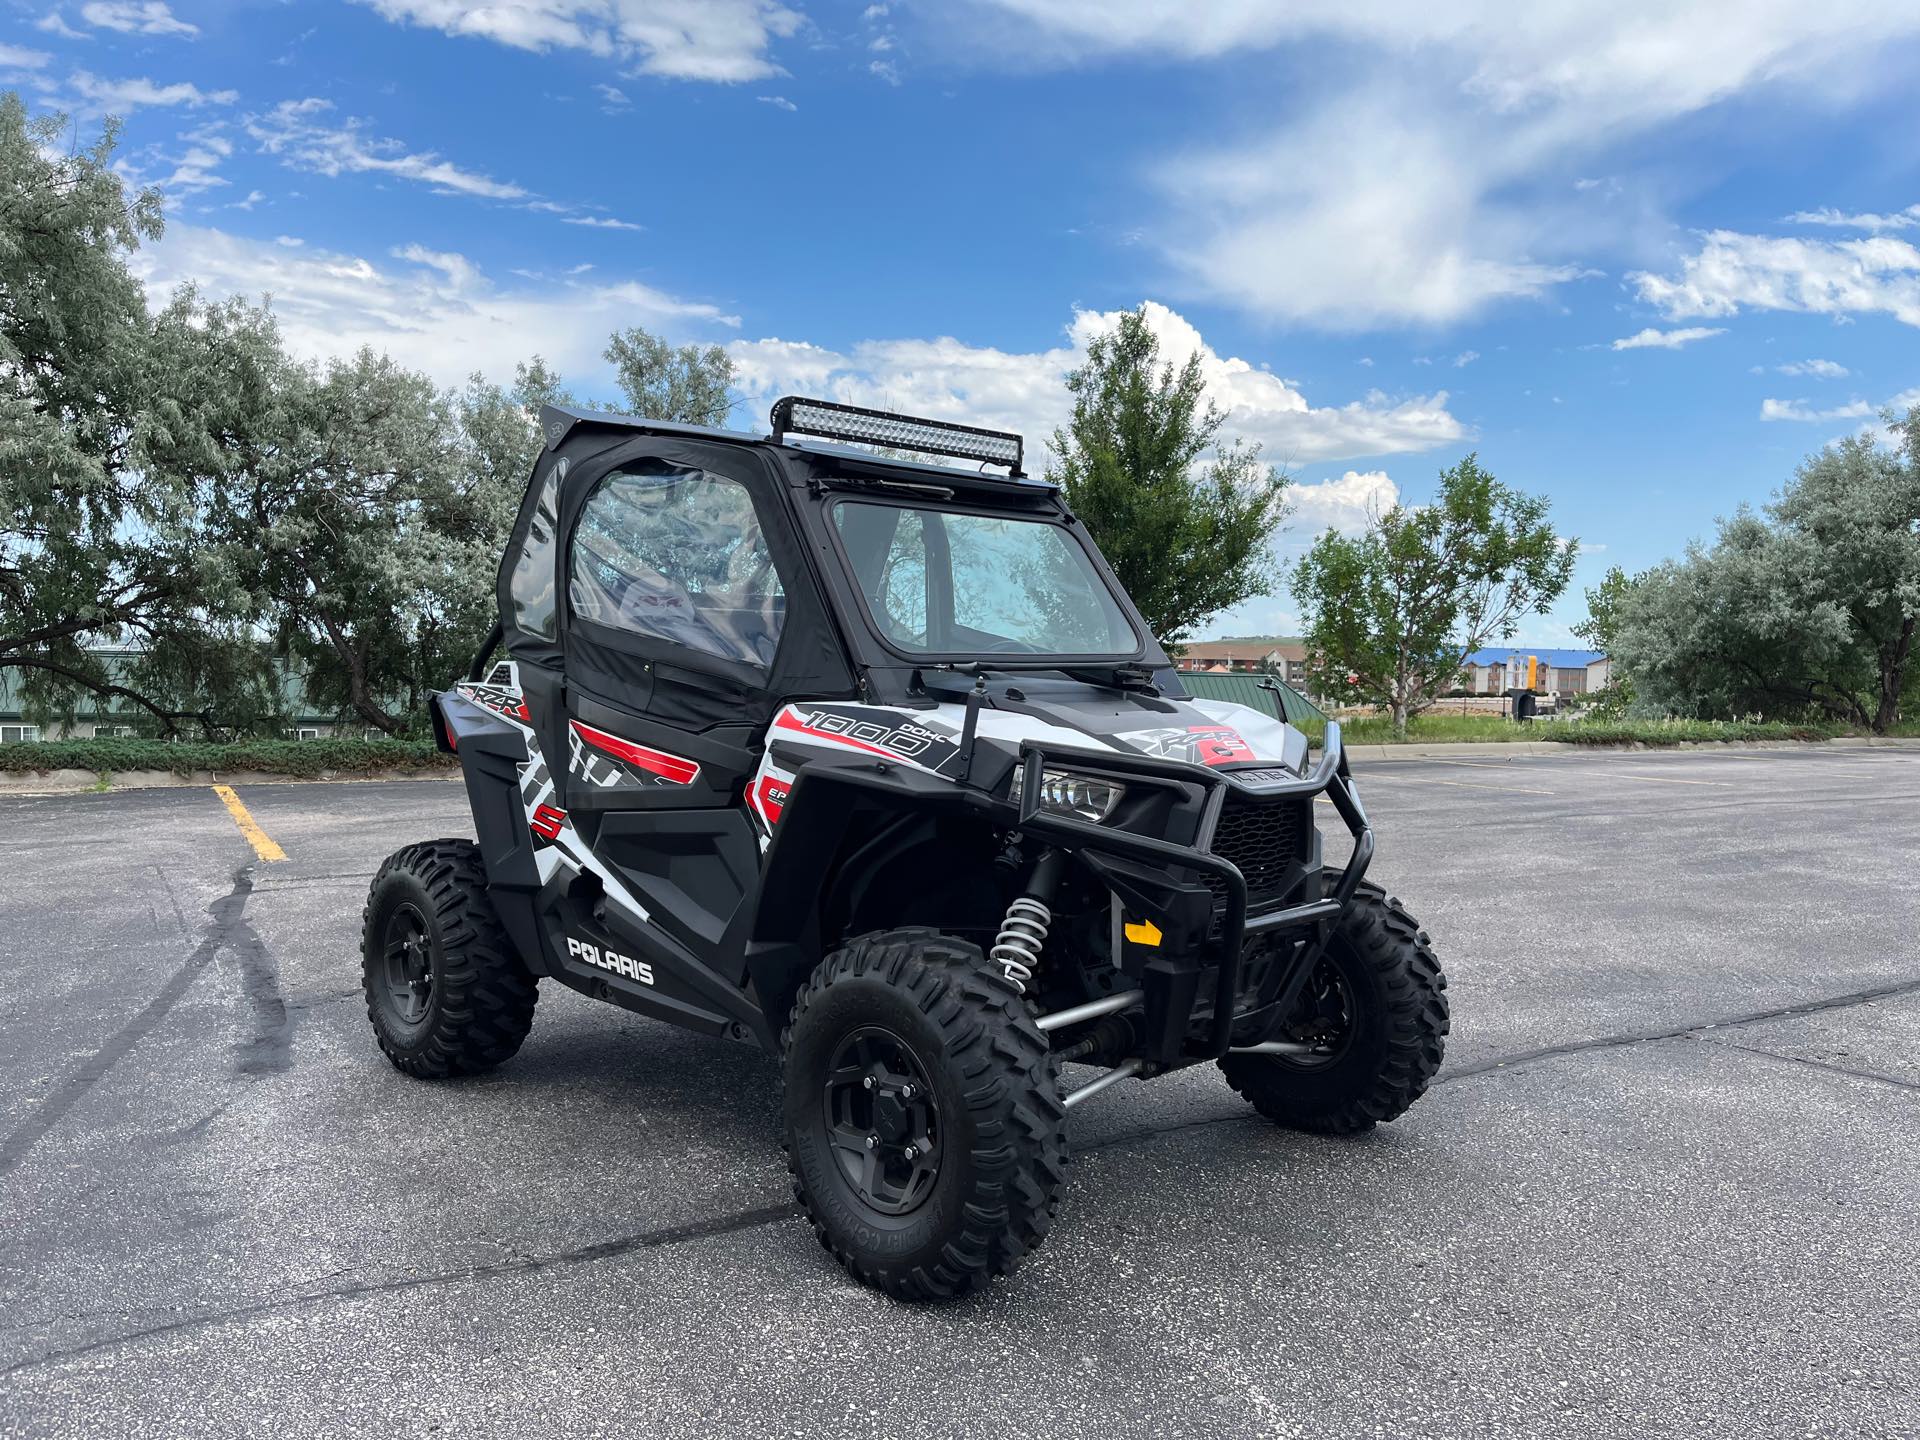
[
  {"x1": 1219, "y1": 882, "x2": 1448, "y2": 1135},
  {"x1": 782, "y1": 928, "x2": 1067, "y2": 1302}
]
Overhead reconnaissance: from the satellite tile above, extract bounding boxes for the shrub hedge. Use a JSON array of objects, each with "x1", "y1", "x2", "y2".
[{"x1": 0, "y1": 737, "x2": 457, "y2": 777}]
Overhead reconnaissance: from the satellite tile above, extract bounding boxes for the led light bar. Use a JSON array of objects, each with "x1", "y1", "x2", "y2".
[{"x1": 769, "y1": 395, "x2": 1024, "y2": 475}]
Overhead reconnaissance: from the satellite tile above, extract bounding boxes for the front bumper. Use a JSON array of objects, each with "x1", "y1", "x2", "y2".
[{"x1": 1010, "y1": 721, "x2": 1373, "y2": 1065}]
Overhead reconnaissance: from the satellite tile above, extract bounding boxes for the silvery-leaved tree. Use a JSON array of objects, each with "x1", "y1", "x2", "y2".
[
  {"x1": 0, "y1": 94, "x2": 280, "y2": 736},
  {"x1": 1291, "y1": 455, "x2": 1576, "y2": 734},
  {"x1": 1612, "y1": 409, "x2": 1920, "y2": 733},
  {"x1": 604, "y1": 328, "x2": 735, "y2": 427}
]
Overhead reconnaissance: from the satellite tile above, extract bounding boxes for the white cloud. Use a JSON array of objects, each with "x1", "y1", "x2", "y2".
[
  {"x1": 247, "y1": 98, "x2": 528, "y2": 200},
  {"x1": 944, "y1": 2, "x2": 1920, "y2": 329},
  {"x1": 351, "y1": 0, "x2": 804, "y2": 82},
  {"x1": 1631, "y1": 229, "x2": 1920, "y2": 328},
  {"x1": 1775, "y1": 358, "x2": 1848, "y2": 378},
  {"x1": 758, "y1": 94, "x2": 796, "y2": 110},
  {"x1": 1786, "y1": 205, "x2": 1920, "y2": 233},
  {"x1": 1288, "y1": 469, "x2": 1399, "y2": 534},
  {"x1": 79, "y1": 0, "x2": 196, "y2": 35},
  {"x1": 68, "y1": 70, "x2": 236, "y2": 111},
  {"x1": 1609, "y1": 325, "x2": 1724, "y2": 350},
  {"x1": 562, "y1": 214, "x2": 644, "y2": 231},
  {"x1": 1765, "y1": 385, "x2": 1920, "y2": 427},
  {"x1": 869, "y1": 58, "x2": 900, "y2": 84},
  {"x1": 1452, "y1": 350, "x2": 1478, "y2": 367},
  {"x1": 1, "y1": 43, "x2": 53, "y2": 68},
  {"x1": 1152, "y1": 90, "x2": 1589, "y2": 328},
  {"x1": 730, "y1": 300, "x2": 1465, "y2": 465},
  {"x1": 147, "y1": 142, "x2": 230, "y2": 196},
  {"x1": 274, "y1": 234, "x2": 303, "y2": 247},
  {"x1": 132, "y1": 223, "x2": 740, "y2": 387},
  {"x1": 392, "y1": 242, "x2": 482, "y2": 288},
  {"x1": 594, "y1": 82, "x2": 629, "y2": 109},
  {"x1": 230, "y1": 188, "x2": 265, "y2": 210},
  {"x1": 1759, "y1": 397, "x2": 1873, "y2": 422},
  {"x1": 34, "y1": 11, "x2": 87, "y2": 39}
]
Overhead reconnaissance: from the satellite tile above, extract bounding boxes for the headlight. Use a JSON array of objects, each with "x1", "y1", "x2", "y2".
[{"x1": 1010, "y1": 764, "x2": 1125, "y2": 823}]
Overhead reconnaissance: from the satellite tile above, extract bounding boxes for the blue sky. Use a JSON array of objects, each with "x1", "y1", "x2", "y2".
[{"x1": 6, "y1": 1, "x2": 1920, "y2": 642}]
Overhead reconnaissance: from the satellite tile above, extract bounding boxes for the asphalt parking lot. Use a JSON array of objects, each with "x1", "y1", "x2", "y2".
[{"x1": 3, "y1": 746, "x2": 1918, "y2": 1438}]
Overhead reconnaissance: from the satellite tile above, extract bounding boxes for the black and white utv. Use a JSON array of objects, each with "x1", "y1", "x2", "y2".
[{"x1": 363, "y1": 396, "x2": 1449, "y2": 1301}]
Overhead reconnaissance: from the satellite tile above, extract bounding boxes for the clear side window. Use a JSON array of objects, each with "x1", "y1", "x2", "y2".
[
  {"x1": 509, "y1": 458, "x2": 565, "y2": 641},
  {"x1": 568, "y1": 465, "x2": 786, "y2": 670}
]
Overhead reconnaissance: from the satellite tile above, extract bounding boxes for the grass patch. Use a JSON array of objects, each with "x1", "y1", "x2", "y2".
[{"x1": 0, "y1": 737, "x2": 457, "y2": 778}]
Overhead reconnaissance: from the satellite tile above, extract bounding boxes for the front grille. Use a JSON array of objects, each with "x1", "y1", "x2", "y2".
[{"x1": 1201, "y1": 797, "x2": 1307, "y2": 930}]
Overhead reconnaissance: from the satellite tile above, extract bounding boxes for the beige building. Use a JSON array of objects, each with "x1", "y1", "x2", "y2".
[{"x1": 1171, "y1": 638, "x2": 1312, "y2": 689}]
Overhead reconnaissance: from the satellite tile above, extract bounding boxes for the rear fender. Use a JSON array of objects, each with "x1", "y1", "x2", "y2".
[{"x1": 432, "y1": 690, "x2": 547, "y2": 967}]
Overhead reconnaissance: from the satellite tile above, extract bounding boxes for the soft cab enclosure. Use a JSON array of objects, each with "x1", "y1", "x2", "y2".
[{"x1": 380, "y1": 396, "x2": 1447, "y2": 1303}]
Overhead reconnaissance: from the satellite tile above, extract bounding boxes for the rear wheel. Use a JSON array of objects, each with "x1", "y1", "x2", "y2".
[
  {"x1": 782, "y1": 928, "x2": 1067, "y2": 1302},
  {"x1": 1219, "y1": 882, "x2": 1448, "y2": 1135},
  {"x1": 361, "y1": 839, "x2": 538, "y2": 1078}
]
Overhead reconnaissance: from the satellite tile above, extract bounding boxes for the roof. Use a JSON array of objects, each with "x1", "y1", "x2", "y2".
[
  {"x1": 1176, "y1": 637, "x2": 1305, "y2": 662},
  {"x1": 1461, "y1": 648, "x2": 1607, "y2": 667}
]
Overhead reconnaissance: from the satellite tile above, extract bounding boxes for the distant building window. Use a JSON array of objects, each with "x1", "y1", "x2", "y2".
[
  {"x1": 285, "y1": 727, "x2": 321, "y2": 741},
  {"x1": 1, "y1": 724, "x2": 41, "y2": 743},
  {"x1": 363, "y1": 728, "x2": 386, "y2": 742},
  {"x1": 90, "y1": 725, "x2": 135, "y2": 738}
]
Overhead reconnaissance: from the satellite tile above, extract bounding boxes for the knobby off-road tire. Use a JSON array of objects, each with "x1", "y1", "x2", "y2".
[
  {"x1": 782, "y1": 928, "x2": 1068, "y2": 1302},
  {"x1": 361, "y1": 839, "x2": 538, "y2": 1078},
  {"x1": 1219, "y1": 881, "x2": 1448, "y2": 1136}
]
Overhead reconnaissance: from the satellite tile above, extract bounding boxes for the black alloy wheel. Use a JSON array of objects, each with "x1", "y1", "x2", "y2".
[
  {"x1": 380, "y1": 902, "x2": 437, "y2": 1030},
  {"x1": 1269, "y1": 955, "x2": 1356, "y2": 1069},
  {"x1": 820, "y1": 1026, "x2": 941, "y2": 1216}
]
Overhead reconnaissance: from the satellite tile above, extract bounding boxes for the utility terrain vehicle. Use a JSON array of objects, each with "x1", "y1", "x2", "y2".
[{"x1": 363, "y1": 396, "x2": 1449, "y2": 1300}]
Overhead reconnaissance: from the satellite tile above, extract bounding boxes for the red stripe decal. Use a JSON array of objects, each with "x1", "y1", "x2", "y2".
[
  {"x1": 571, "y1": 721, "x2": 701, "y2": 785},
  {"x1": 771, "y1": 709, "x2": 900, "y2": 760}
]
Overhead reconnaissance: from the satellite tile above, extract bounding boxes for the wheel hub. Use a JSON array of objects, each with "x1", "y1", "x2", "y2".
[
  {"x1": 820, "y1": 1027, "x2": 940, "y2": 1216},
  {"x1": 1274, "y1": 956, "x2": 1354, "y2": 1066},
  {"x1": 380, "y1": 903, "x2": 435, "y2": 1026}
]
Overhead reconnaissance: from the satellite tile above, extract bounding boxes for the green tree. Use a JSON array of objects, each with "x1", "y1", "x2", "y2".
[
  {"x1": 1573, "y1": 565, "x2": 1634, "y2": 654},
  {"x1": 1046, "y1": 307, "x2": 1291, "y2": 644},
  {"x1": 1572, "y1": 564, "x2": 1638, "y2": 713},
  {"x1": 1291, "y1": 455, "x2": 1576, "y2": 733},
  {"x1": 1612, "y1": 410, "x2": 1919, "y2": 732},
  {"x1": 604, "y1": 328, "x2": 735, "y2": 425},
  {"x1": 0, "y1": 95, "x2": 276, "y2": 735}
]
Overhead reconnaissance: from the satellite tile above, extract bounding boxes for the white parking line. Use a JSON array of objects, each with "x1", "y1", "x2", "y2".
[{"x1": 1366, "y1": 773, "x2": 1555, "y2": 797}]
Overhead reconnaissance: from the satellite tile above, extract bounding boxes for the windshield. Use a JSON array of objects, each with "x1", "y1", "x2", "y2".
[{"x1": 832, "y1": 500, "x2": 1138, "y2": 657}]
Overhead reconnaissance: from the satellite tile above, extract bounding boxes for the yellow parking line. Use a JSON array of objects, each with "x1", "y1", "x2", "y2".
[{"x1": 212, "y1": 784, "x2": 288, "y2": 862}]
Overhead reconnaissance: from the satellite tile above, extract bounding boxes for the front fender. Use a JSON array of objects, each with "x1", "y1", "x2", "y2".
[{"x1": 742, "y1": 756, "x2": 992, "y2": 1027}]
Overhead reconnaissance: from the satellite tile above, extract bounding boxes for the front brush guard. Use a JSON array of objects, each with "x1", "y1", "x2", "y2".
[{"x1": 1011, "y1": 721, "x2": 1373, "y2": 1064}]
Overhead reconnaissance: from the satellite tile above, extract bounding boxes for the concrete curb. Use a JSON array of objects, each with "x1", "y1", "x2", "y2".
[
  {"x1": 0, "y1": 766, "x2": 462, "y2": 796},
  {"x1": 1345, "y1": 737, "x2": 1920, "y2": 762}
]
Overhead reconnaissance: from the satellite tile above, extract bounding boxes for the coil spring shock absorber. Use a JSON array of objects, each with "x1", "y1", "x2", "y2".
[{"x1": 990, "y1": 849, "x2": 1063, "y2": 995}]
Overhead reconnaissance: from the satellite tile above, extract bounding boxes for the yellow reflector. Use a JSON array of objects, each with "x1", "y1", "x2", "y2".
[{"x1": 1123, "y1": 919, "x2": 1162, "y2": 947}]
